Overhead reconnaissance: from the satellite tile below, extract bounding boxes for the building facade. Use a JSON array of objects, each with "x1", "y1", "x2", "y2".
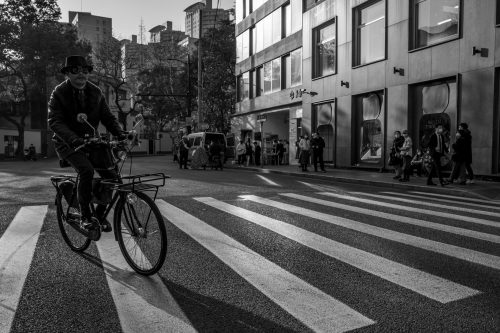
[
  {"x1": 233, "y1": 0, "x2": 500, "y2": 175},
  {"x1": 69, "y1": 11, "x2": 112, "y2": 46},
  {"x1": 185, "y1": 0, "x2": 231, "y2": 39}
]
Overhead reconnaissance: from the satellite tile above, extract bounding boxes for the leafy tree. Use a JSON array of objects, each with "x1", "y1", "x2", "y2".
[
  {"x1": 199, "y1": 20, "x2": 235, "y2": 133},
  {"x1": 0, "y1": 0, "x2": 91, "y2": 157},
  {"x1": 92, "y1": 36, "x2": 142, "y2": 130}
]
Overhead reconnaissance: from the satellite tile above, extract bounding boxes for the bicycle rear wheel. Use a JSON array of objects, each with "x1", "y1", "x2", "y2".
[
  {"x1": 115, "y1": 191, "x2": 167, "y2": 275},
  {"x1": 55, "y1": 193, "x2": 91, "y2": 252}
]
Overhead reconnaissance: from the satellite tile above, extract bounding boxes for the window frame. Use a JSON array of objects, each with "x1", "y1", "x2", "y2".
[
  {"x1": 352, "y1": 0, "x2": 387, "y2": 68},
  {"x1": 312, "y1": 18, "x2": 337, "y2": 79},
  {"x1": 409, "y1": 0, "x2": 462, "y2": 51}
]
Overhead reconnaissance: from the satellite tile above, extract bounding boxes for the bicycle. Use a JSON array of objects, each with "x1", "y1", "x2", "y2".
[{"x1": 50, "y1": 113, "x2": 169, "y2": 275}]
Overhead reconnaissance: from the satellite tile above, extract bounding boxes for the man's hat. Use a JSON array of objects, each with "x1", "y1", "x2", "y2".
[{"x1": 60, "y1": 55, "x2": 93, "y2": 74}]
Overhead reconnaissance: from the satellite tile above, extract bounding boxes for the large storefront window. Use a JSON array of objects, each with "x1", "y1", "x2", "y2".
[
  {"x1": 354, "y1": 92, "x2": 384, "y2": 166},
  {"x1": 313, "y1": 20, "x2": 336, "y2": 78},
  {"x1": 263, "y1": 58, "x2": 281, "y2": 94},
  {"x1": 313, "y1": 101, "x2": 335, "y2": 163},
  {"x1": 411, "y1": 0, "x2": 460, "y2": 49},
  {"x1": 412, "y1": 80, "x2": 457, "y2": 153},
  {"x1": 354, "y1": 0, "x2": 385, "y2": 66}
]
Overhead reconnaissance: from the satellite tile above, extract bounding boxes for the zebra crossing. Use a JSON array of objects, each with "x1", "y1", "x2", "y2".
[{"x1": 1, "y1": 189, "x2": 499, "y2": 332}]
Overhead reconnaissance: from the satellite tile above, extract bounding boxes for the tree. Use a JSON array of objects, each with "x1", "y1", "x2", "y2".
[
  {"x1": 92, "y1": 36, "x2": 141, "y2": 130},
  {"x1": 0, "y1": 0, "x2": 91, "y2": 157},
  {"x1": 200, "y1": 20, "x2": 235, "y2": 133},
  {"x1": 136, "y1": 42, "x2": 194, "y2": 135}
]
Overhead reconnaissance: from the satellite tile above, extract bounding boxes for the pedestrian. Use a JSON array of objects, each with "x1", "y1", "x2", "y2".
[
  {"x1": 299, "y1": 134, "x2": 311, "y2": 172},
  {"x1": 236, "y1": 140, "x2": 246, "y2": 166},
  {"x1": 276, "y1": 139, "x2": 284, "y2": 165},
  {"x1": 179, "y1": 135, "x2": 190, "y2": 169},
  {"x1": 399, "y1": 129, "x2": 413, "y2": 182},
  {"x1": 283, "y1": 140, "x2": 289, "y2": 165},
  {"x1": 426, "y1": 124, "x2": 449, "y2": 186},
  {"x1": 48, "y1": 55, "x2": 128, "y2": 233},
  {"x1": 173, "y1": 131, "x2": 182, "y2": 162},
  {"x1": 447, "y1": 130, "x2": 467, "y2": 185},
  {"x1": 459, "y1": 122, "x2": 474, "y2": 184},
  {"x1": 27, "y1": 143, "x2": 37, "y2": 161},
  {"x1": 295, "y1": 137, "x2": 301, "y2": 160},
  {"x1": 245, "y1": 138, "x2": 253, "y2": 166},
  {"x1": 389, "y1": 131, "x2": 405, "y2": 180},
  {"x1": 253, "y1": 141, "x2": 261, "y2": 166},
  {"x1": 311, "y1": 132, "x2": 326, "y2": 172},
  {"x1": 409, "y1": 148, "x2": 424, "y2": 177}
]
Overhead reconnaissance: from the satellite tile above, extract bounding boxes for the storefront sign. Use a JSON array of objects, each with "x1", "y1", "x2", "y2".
[
  {"x1": 289, "y1": 89, "x2": 303, "y2": 100},
  {"x1": 257, "y1": 114, "x2": 267, "y2": 122}
]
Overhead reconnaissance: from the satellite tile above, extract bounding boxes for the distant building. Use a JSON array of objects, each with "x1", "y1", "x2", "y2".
[
  {"x1": 68, "y1": 11, "x2": 112, "y2": 47},
  {"x1": 184, "y1": 0, "x2": 230, "y2": 39},
  {"x1": 149, "y1": 21, "x2": 187, "y2": 45}
]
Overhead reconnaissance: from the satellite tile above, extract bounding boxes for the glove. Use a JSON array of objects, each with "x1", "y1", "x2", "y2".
[{"x1": 71, "y1": 138, "x2": 85, "y2": 149}]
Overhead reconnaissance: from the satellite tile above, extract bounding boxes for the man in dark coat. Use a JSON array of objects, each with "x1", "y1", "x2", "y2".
[
  {"x1": 426, "y1": 124, "x2": 449, "y2": 186},
  {"x1": 253, "y1": 141, "x2": 261, "y2": 166},
  {"x1": 311, "y1": 132, "x2": 326, "y2": 172},
  {"x1": 459, "y1": 122, "x2": 474, "y2": 184},
  {"x1": 48, "y1": 55, "x2": 126, "y2": 232}
]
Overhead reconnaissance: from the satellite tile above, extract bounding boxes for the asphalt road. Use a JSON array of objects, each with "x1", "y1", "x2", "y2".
[{"x1": 1, "y1": 156, "x2": 499, "y2": 332}]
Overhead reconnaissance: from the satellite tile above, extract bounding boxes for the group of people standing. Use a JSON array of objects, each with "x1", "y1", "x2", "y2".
[
  {"x1": 296, "y1": 132, "x2": 326, "y2": 173},
  {"x1": 390, "y1": 123, "x2": 474, "y2": 186}
]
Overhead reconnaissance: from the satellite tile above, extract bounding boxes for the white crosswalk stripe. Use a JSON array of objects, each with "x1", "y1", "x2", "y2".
[
  {"x1": 280, "y1": 193, "x2": 500, "y2": 244},
  {"x1": 240, "y1": 194, "x2": 500, "y2": 270},
  {"x1": 320, "y1": 192, "x2": 500, "y2": 229},
  {"x1": 157, "y1": 199, "x2": 376, "y2": 333},
  {"x1": 382, "y1": 191, "x2": 500, "y2": 211},
  {"x1": 256, "y1": 174, "x2": 281, "y2": 186},
  {"x1": 0, "y1": 205, "x2": 48, "y2": 333},
  {"x1": 352, "y1": 192, "x2": 500, "y2": 219},
  {"x1": 194, "y1": 196, "x2": 480, "y2": 303},
  {"x1": 409, "y1": 191, "x2": 500, "y2": 205}
]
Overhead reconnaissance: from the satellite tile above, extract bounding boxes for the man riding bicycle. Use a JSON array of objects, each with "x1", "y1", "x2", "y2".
[{"x1": 48, "y1": 55, "x2": 128, "y2": 232}]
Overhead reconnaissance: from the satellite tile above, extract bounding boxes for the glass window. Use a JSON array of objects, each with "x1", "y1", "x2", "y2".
[
  {"x1": 236, "y1": 30, "x2": 250, "y2": 63},
  {"x1": 411, "y1": 0, "x2": 460, "y2": 49},
  {"x1": 245, "y1": 0, "x2": 251, "y2": 17},
  {"x1": 290, "y1": 0, "x2": 303, "y2": 34},
  {"x1": 262, "y1": 15, "x2": 273, "y2": 49},
  {"x1": 285, "y1": 55, "x2": 291, "y2": 88},
  {"x1": 236, "y1": 0, "x2": 244, "y2": 23},
  {"x1": 237, "y1": 72, "x2": 250, "y2": 101},
  {"x1": 284, "y1": 4, "x2": 292, "y2": 37},
  {"x1": 354, "y1": 0, "x2": 385, "y2": 66},
  {"x1": 291, "y1": 48, "x2": 302, "y2": 87},
  {"x1": 263, "y1": 62, "x2": 272, "y2": 94},
  {"x1": 355, "y1": 92, "x2": 384, "y2": 166},
  {"x1": 253, "y1": 21, "x2": 264, "y2": 53},
  {"x1": 313, "y1": 20, "x2": 336, "y2": 78},
  {"x1": 272, "y1": 8, "x2": 282, "y2": 44},
  {"x1": 257, "y1": 66, "x2": 263, "y2": 96},
  {"x1": 272, "y1": 58, "x2": 281, "y2": 92},
  {"x1": 251, "y1": 69, "x2": 257, "y2": 98}
]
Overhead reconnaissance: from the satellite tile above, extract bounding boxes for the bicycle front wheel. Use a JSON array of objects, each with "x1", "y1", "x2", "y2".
[
  {"x1": 55, "y1": 193, "x2": 91, "y2": 252},
  {"x1": 115, "y1": 191, "x2": 167, "y2": 275}
]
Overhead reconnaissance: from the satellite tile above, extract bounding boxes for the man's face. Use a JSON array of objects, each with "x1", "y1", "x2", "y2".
[
  {"x1": 66, "y1": 66, "x2": 89, "y2": 89},
  {"x1": 436, "y1": 125, "x2": 443, "y2": 134}
]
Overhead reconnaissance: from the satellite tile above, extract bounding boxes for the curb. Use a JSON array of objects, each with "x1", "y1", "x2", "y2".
[{"x1": 229, "y1": 165, "x2": 498, "y2": 201}]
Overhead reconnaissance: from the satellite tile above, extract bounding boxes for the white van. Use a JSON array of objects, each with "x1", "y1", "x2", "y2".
[{"x1": 187, "y1": 132, "x2": 227, "y2": 162}]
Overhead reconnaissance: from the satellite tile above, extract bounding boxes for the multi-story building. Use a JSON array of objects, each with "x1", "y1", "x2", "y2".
[
  {"x1": 149, "y1": 21, "x2": 187, "y2": 45},
  {"x1": 184, "y1": 0, "x2": 231, "y2": 39},
  {"x1": 234, "y1": 0, "x2": 500, "y2": 176},
  {"x1": 69, "y1": 11, "x2": 112, "y2": 46}
]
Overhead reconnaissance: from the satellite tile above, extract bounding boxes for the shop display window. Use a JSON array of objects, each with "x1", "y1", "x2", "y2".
[{"x1": 355, "y1": 92, "x2": 384, "y2": 165}]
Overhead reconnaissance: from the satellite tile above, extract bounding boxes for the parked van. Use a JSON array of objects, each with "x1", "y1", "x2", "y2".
[{"x1": 186, "y1": 132, "x2": 228, "y2": 162}]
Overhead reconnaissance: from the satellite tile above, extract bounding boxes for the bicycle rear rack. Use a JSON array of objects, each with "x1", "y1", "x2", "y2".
[{"x1": 101, "y1": 173, "x2": 169, "y2": 192}]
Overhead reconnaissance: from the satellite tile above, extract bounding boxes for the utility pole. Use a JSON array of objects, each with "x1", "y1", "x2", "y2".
[{"x1": 197, "y1": 8, "x2": 203, "y2": 131}]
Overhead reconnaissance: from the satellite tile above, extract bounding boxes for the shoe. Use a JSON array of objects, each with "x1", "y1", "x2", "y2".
[
  {"x1": 80, "y1": 216, "x2": 99, "y2": 230},
  {"x1": 399, "y1": 178, "x2": 409, "y2": 182},
  {"x1": 100, "y1": 219, "x2": 112, "y2": 232},
  {"x1": 321, "y1": 170, "x2": 326, "y2": 173},
  {"x1": 467, "y1": 179, "x2": 475, "y2": 184},
  {"x1": 427, "y1": 182, "x2": 437, "y2": 186},
  {"x1": 393, "y1": 176, "x2": 401, "y2": 180},
  {"x1": 446, "y1": 178, "x2": 453, "y2": 183},
  {"x1": 458, "y1": 181, "x2": 467, "y2": 185},
  {"x1": 440, "y1": 181, "x2": 449, "y2": 186}
]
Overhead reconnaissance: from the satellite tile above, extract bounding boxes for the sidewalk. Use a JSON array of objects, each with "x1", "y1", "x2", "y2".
[{"x1": 228, "y1": 163, "x2": 500, "y2": 201}]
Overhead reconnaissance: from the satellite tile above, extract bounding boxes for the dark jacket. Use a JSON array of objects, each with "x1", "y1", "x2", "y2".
[
  {"x1": 461, "y1": 128, "x2": 473, "y2": 164},
  {"x1": 311, "y1": 137, "x2": 325, "y2": 151},
  {"x1": 48, "y1": 80, "x2": 122, "y2": 159},
  {"x1": 428, "y1": 132, "x2": 448, "y2": 157},
  {"x1": 452, "y1": 134, "x2": 467, "y2": 162}
]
